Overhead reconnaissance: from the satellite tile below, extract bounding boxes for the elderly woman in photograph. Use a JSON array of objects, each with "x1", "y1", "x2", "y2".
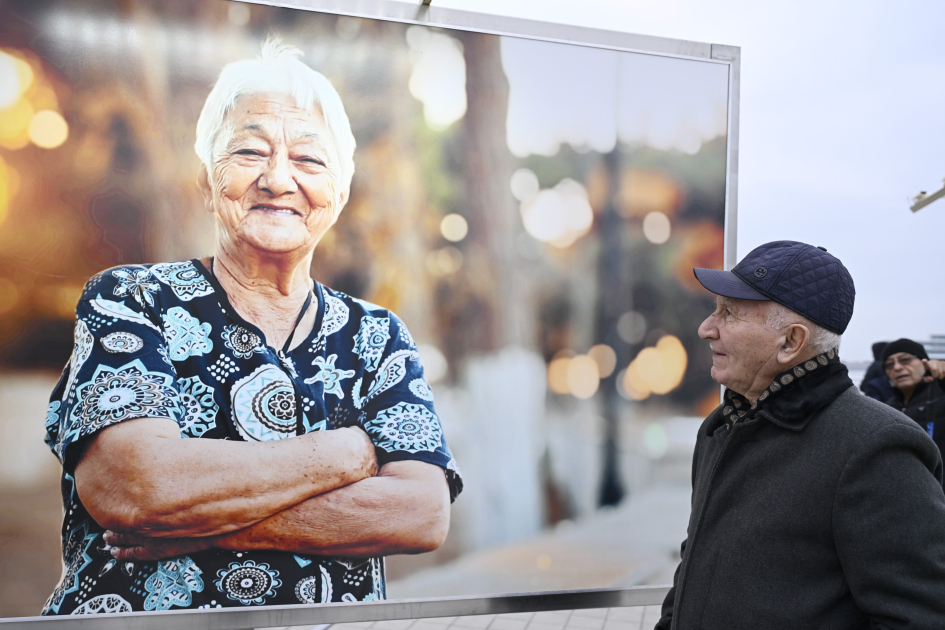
[{"x1": 41, "y1": 40, "x2": 461, "y2": 615}]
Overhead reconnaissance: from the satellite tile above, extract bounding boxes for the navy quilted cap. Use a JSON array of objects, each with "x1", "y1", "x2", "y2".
[{"x1": 694, "y1": 240, "x2": 855, "y2": 334}]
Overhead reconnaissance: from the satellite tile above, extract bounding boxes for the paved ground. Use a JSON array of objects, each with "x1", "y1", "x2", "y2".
[{"x1": 260, "y1": 605, "x2": 665, "y2": 630}]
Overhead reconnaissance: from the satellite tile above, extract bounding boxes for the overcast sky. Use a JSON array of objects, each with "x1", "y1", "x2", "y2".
[{"x1": 425, "y1": 0, "x2": 945, "y2": 362}]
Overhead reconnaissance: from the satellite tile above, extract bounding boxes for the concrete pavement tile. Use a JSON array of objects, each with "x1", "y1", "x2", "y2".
[
  {"x1": 571, "y1": 608, "x2": 608, "y2": 619},
  {"x1": 604, "y1": 608, "x2": 644, "y2": 621},
  {"x1": 370, "y1": 620, "x2": 416, "y2": 630},
  {"x1": 532, "y1": 611, "x2": 571, "y2": 624},
  {"x1": 488, "y1": 619, "x2": 529, "y2": 630},
  {"x1": 602, "y1": 621, "x2": 639, "y2": 630},
  {"x1": 451, "y1": 615, "x2": 496, "y2": 629},
  {"x1": 412, "y1": 620, "x2": 454, "y2": 630},
  {"x1": 326, "y1": 624, "x2": 374, "y2": 630},
  {"x1": 496, "y1": 613, "x2": 534, "y2": 622},
  {"x1": 526, "y1": 621, "x2": 568, "y2": 630},
  {"x1": 563, "y1": 617, "x2": 604, "y2": 630}
]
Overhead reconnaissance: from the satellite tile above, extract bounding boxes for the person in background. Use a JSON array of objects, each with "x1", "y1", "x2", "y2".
[
  {"x1": 656, "y1": 241, "x2": 945, "y2": 630},
  {"x1": 882, "y1": 338, "x2": 945, "y2": 468},
  {"x1": 859, "y1": 341, "x2": 894, "y2": 401}
]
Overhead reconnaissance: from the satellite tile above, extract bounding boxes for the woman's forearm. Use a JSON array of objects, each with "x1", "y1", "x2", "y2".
[
  {"x1": 75, "y1": 417, "x2": 377, "y2": 538},
  {"x1": 214, "y1": 460, "x2": 450, "y2": 557}
]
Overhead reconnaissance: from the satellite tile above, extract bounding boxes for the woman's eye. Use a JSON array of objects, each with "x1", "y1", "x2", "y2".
[
  {"x1": 234, "y1": 149, "x2": 264, "y2": 157},
  {"x1": 296, "y1": 156, "x2": 325, "y2": 166}
]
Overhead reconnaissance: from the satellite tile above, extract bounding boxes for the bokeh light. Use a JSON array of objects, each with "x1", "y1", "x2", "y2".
[
  {"x1": 566, "y1": 354, "x2": 600, "y2": 399},
  {"x1": 227, "y1": 3, "x2": 251, "y2": 26},
  {"x1": 620, "y1": 334, "x2": 688, "y2": 400},
  {"x1": 510, "y1": 167, "x2": 539, "y2": 202},
  {"x1": 0, "y1": 50, "x2": 33, "y2": 108},
  {"x1": 643, "y1": 423, "x2": 669, "y2": 458},
  {"x1": 617, "y1": 310, "x2": 647, "y2": 344},
  {"x1": 520, "y1": 178, "x2": 593, "y2": 248},
  {"x1": 0, "y1": 97, "x2": 34, "y2": 150},
  {"x1": 407, "y1": 27, "x2": 467, "y2": 130},
  {"x1": 440, "y1": 213, "x2": 468, "y2": 242},
  {"x1": 28, "y1": 109, "x2": 68, "y2": 148},
  {"x1": 588, "y1": 344, "x2": 617, "y2": 378},
  {"x1": 642, "y1": 211, "x2": 671, "y2": 244},
  {"x1": 547, "y1": 355, "x2": 571, "y2": 395},
  {"x1": 417, "y1": 344, "x2": 448, "y2": 383},
  {"x1": 425, "y1": 246, "x2": 463, "y2": 276}
]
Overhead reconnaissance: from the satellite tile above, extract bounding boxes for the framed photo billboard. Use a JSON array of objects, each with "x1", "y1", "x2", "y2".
[{"x1": 0, "y1": 0, "x2": 739, "y2": 626}]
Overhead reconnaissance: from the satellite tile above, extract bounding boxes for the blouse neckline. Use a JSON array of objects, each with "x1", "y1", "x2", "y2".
[{"x1": 191, "y1": 257, "x2": 325, "y2": 357}]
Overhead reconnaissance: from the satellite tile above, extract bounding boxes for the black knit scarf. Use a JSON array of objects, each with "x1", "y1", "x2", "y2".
[{"x1": 721, "y1": 348, "x2": 853, "y2": 428}]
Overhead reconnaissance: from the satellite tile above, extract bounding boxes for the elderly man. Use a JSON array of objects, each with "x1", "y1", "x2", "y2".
[
  {"x1": 655, "y1": 241, "x2": 945, "y2": 630},
  {"x1": 41, "y1": 40, "x2": 460, "y2": 615},
  {"x1": 881, "y1": 338, "x2": 945, "y2": 468}
]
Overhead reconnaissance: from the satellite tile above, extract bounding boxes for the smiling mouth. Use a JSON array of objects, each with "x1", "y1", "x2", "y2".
[{"x1": 251, "y1": 204, "x2": 302, "y2": 217}]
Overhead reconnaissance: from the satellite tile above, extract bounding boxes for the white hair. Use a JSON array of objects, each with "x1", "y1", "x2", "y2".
[
  {"x1": 194, "y1": 38, "x2": 356, "y2": 192},
  {"x1": 764, "y1": 302, "x2": 842, "y2": 355}
]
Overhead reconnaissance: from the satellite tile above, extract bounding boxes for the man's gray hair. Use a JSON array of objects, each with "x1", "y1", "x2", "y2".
[
  {"x1": 765, "y1": 302, "x2": 841, "y2": 354},
  {"x1": 194, "y1": 38, "x2": 356, "y2": 193}
]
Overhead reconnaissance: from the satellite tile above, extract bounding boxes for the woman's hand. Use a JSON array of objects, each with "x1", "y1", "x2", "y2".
[{"x1": 103, "y1": 530, "x2": 219, "y2": 561}]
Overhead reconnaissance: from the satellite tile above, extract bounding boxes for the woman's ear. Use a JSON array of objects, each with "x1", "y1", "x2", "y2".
[
  {"x1": 779, "y1": 323, "x2": 811, "y2": 365},
  {"x1": 197, "y1": 164, "x2": 213, "y2": 211}
]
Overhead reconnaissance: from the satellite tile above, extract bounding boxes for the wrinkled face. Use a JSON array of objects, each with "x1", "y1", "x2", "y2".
[
  {"x1": 884, "y1": 352, "x2": 926, "y2": 392},
  {"x1": 697, "y1": 296, "x2": 785, "y2": 397},
  {"x1": 206, "y1": 92, "x2": 347, "y2": 257}
]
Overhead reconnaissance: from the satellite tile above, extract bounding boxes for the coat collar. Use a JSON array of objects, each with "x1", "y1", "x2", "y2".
[{"x1": 707, "y1": 351, "x2": 854, "y2": 435}]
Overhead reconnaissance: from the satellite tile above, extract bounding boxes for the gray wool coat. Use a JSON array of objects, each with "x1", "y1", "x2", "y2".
[{"x1": 657, "y1": 378, "x2": 945, "y2": 629}]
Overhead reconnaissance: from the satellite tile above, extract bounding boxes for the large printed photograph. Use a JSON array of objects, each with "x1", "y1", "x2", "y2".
[{"x1": 0, "y1": 0, "x2": 730, "y2": 618}]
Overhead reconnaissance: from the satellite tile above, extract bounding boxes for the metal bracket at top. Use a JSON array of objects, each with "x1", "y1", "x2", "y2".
[{"x1": 420, "y1": 0, "x2": 431, "y2": 5}]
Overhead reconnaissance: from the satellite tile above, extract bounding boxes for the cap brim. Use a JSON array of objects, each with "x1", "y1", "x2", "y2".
[{"x1": 693, "y1": 268, "x2": 769, "y2": 301}]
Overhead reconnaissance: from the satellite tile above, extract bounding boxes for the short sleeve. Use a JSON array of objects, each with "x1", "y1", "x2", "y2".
[
  {"x1": 354, "y1": 312, "x2": 463, "y2": 501},
  {"x1": 44, "y1": 266, "x2": 183, "y2": 472}
]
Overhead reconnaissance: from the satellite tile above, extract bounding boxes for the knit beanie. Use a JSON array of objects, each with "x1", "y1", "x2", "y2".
[{"x1": 881, "y1": 338, "x2": 929, "y2": 364}]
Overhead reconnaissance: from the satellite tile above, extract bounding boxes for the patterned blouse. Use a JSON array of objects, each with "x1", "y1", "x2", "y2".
[{"x1": 41, "y1": 259, "x2": 462, "y2": 615}]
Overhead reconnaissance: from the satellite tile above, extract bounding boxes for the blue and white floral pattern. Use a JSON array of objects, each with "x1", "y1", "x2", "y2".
[
  {"x1": 353, "y1": 316, "x2": 390, "y2": 372},
  {"x1": 44, "y1": 401, "x2": 62, "y2": 456},
  {"x1": 112, "y1": 267, "x2": 160, "y2": 308},
  {"x1": 215, "y1": 561, "x2": 281, "y2": 606},
  {"x1": 71, "y1": 360, "x2": 178, "y2": 432},
  {"x1": 62, "y1": 320, "x2": 94, "y2": 403},
  {"x1": 397, "y1": 324, "x2": 416, "y2": 349},
  {"x1": 101, "y1": 331, "x2": 144, "y2": 354},
  {"x1": 151, "y1": 262, "x2": 214, "y2": 301},
  {"x1": 304, "y1": 354, "x2": 355, "y2": 399},
  {"x1": 177, "y1": 376, "x2": 218, "y2": 438},
  {"x1": 162, "y1": 307, "x2": 213, "y2": 361},
  {"x1": 143, "y1": 557, "x2": 204, "y2": 611},
  {"x1": 408, "y1": 378, "x2": 434, "y2": 401},
  {"x1": 89, "y1": 296, "x2": 161, "y2": 331},
  {"x1": 71, "y1": 594, "x2": 133, "y2": 615},
  {"x1": 44, "y1": 521, "x2": 96, "y2": 614},
  {"x1": 354, "y1": 350, "x2": 417, "y2": 409},
  {"x1": 231, "y1": 365, "x2": 296, "y2": 441},
  {"x1": 364, "y1": 402, "x2": 442, "y2": 453},
  {"x1": 223, "y1": 325, "x2": 265, "y2": 360}
]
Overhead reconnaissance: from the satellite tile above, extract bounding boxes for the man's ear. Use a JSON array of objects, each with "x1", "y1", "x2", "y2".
[
  {"x1": 778, "y1": 323, "x2": 811, "y2": 365},
  {"x1": 197, "y1": 164, "x2": 213, "y2": 211}
]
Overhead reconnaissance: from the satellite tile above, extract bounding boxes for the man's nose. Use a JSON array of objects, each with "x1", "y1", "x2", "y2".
[
  {"x1": 698, "y1": 314, "x2": 718, "y2": 340},
  {"x1": 258, "y1": 150, "x2": 297, "y2": 196}
]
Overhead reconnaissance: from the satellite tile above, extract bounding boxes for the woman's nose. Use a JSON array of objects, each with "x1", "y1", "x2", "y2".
[{"x1": 258, "y1": 151, "x2": 297, "y2": 196}]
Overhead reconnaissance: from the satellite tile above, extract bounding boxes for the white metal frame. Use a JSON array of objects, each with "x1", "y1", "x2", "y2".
[{"x1": 0, "y1": 1, "x2": 738, "y2": 626}]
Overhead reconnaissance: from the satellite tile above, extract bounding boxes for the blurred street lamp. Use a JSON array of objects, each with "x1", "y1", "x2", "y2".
[{"x1": 910, "y1": 178, "x2": 945, "y2": 213}]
